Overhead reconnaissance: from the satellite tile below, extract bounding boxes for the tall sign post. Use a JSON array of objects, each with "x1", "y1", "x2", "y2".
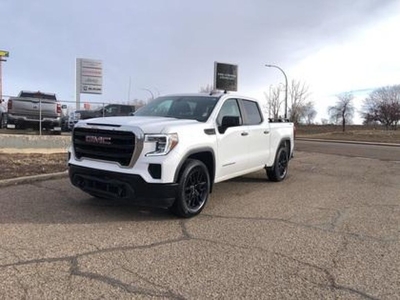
[
  {"x1": 0, "y1": 50, "x2": 9, "y2": 103},
  {"x1": 214, "y1": 62, "x2": 238, "y2": 92},
  {"x1": 76, "y1": 58, "x2": 103, "y2": 110}
]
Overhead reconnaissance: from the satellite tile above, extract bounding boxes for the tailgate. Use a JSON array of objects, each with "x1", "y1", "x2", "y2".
[{"x1": 10, "y1": 98, "x2": 59, "y2": 118}]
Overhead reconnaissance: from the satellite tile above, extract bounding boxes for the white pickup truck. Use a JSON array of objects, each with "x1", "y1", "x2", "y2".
[{"x1": 68, "y1": 93, "x2": 295, "y2": 217}]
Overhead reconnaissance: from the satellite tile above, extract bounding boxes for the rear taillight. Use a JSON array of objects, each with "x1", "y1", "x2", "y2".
[
  {"x1": 57, "y1": 103, "x2": 61, "y2": 114},
  {"x1": 7, "y1": 100, "x2": 12, "y2": 110}
]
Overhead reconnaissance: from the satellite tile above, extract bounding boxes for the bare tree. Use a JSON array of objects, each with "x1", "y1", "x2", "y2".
[
  {"x1": 288, "y1": 79, "x2": 311, "y2": 124},
  {"x1": 302, "y1": 101, "x2": 317, "y2": 124},
  {"x1": 361, "y1": 85, "x2": 400, "y2": 130},
  {"x1": 199, "y1": 84, "x2": 213, "y2": 93},
  {"x1": 264, "y1": 85, "x2": 283, "y2": 119},
  {"x1": 129, "y1": 98, "x2": 147, "y2": 109},
  {"x1": 328, "y1": 92, "x2": 355, "y2": 132}
]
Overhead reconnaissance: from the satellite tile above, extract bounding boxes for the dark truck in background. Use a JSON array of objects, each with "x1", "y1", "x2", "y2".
[
  {"x1": 68, "y1": 104, "x2": 135, "y2": 130},
  {"x1": 6, "y1": 91, "x2": 62, "y2": 132}
]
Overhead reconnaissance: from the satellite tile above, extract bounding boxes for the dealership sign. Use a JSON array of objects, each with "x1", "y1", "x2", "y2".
[
  {"x1": 76, "y1": 58, "x2": 102, "y2": 94},
  {"x1": 0, "y1": 50, "x2": 9, "y2": 57},
  {"x1": 214, "y1": 62, "x2": 238, "y2": 92}
]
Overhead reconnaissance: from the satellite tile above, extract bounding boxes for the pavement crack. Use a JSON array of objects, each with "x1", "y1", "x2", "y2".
[
  {"x1": 179, "y1": 219, "x2": 192, "y2": 239},
  {"x1": 0, "y1": 255, "x2": 74, "y2": 269},
  {"x1": 71, "y1": 256, "x2": 184, "y2": 299},
  {"x1": 200, "y1": 213, "x2": 399, "y2": 243},
  {"x1": 0, "y1": 237, "x2": 189, "y2": 271},
  {"x1": 195, "y1": 216, "x2": 383, "y2": 299},
  {"x1": 120, "y1": 265, "x2": 187, "y2": 300},
  {"x1": 192, "y1": 236, "x2": 375, "y2": 298},
  {"x1": 330, "y1": 283, "x2": 379, "y2": 300},
  {"x1": 330, "y1": 208, "x2": 348, "y2": 231}
]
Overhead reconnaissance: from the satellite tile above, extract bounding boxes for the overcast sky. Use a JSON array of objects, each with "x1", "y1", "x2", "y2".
[{"x1": 2, "y1": 0, "x2": 399, "y2": 122}]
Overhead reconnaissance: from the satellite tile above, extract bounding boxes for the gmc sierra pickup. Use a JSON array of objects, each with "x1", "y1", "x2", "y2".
[{"x1": 68, "y1": 93, "x2": 294, "y2": 217}]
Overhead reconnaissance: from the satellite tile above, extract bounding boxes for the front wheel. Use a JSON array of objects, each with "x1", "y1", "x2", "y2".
[
  {"x1": 266, "y1": 146, "x2": 289, "y2": 182},
  {"x1": 171, "y1": 159, "x2": 210, "y2": 218}
]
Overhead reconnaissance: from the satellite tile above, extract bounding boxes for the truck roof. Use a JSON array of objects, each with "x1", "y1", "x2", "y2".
[
  {"x1": 161, "y1": 92, "x2": 258, "y2": 101},
  {"x1": 17, "y1": 91, "x2": 57, "y2": 100}
]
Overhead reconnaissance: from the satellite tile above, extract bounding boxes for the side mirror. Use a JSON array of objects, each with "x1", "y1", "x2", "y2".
[{"x1": 219, "y1": 116, "x2": 241, "y2": 134}]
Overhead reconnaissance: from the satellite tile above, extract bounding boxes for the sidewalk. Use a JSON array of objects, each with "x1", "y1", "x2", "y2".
[{"x1": 296, "y1": 137, "x2": 400, "y2": 147}]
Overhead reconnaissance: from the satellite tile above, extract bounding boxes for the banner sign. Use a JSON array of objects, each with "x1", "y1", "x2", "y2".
[
  {"x1": 214, "y1": 62, "x2": 238, "y2": 92},
  {"x1": 76, "y1": 58, "x2": 102, "y2": 94}
]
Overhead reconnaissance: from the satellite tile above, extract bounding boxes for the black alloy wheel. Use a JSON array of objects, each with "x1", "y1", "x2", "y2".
[
  {"x1": 276, "y1": 148, "x2": 288, "y2": 178},
  {"x1": 171, "y1": 159, "x2": 210, "y2": 218},
  {"x1": 267, "y1": 146, "x2": 289, "y2": 182}
]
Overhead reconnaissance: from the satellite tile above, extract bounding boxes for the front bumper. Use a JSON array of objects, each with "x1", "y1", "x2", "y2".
[{"x1": 69, "y1": 164, "x2": 178, "y2": 208}]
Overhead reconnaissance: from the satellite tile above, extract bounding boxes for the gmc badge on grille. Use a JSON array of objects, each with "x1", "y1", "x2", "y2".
[{"x1": 85, "y1": 135, "x2": 112, "y2": 145}]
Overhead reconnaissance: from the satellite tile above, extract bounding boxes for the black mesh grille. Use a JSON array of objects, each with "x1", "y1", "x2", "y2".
[{"x1": 73, "y1": 128, "x2": 135, "y2": 166}]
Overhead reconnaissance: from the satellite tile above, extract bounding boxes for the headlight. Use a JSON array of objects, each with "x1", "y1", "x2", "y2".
[
  {"x1": 75, "y1": 113, "x2": 81, "y2": 120},
  {"x1": 145, "y1": 133, "x2": 179, "y2": 156}
]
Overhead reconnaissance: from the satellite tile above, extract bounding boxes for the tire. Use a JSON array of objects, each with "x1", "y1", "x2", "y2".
[
  {"x1": 266, "y1": 145, "x2": 289, "y2": 182},
  {"x1": 0, "y1": 114, "x2": 4, "y2": 129},
  {"x1": 170, "y1": 159, "x2": 210, "y2": 218}
]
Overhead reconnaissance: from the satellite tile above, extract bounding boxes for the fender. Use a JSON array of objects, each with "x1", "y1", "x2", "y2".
[{"x1": 173, "y1": 147, "x2": 216, "y2": 191}]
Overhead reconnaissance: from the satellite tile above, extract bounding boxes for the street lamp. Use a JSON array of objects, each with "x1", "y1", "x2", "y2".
[
  {"x1": 0, "y1": 50, "x2": 9, "y2": 105},
  {"x1": 141, "y1": 88, "x2": 155, "y2": 102},
  {"x1": 265, "y1": 64, "x2": 288, "y2": 120}
]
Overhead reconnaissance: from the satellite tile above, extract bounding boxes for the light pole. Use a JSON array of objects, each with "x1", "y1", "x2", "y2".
[
  {"x1": 0, "y1": 50, "x2": 9, "y2": 104},
  {"x1": 141, "y1": 88, "x2": 154, "y2": 102},
  {"x1": 265, "y1": 64, "x2": 288, "y2": 120}
]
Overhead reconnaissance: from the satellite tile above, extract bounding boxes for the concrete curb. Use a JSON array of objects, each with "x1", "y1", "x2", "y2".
[
  {"x1": 0, "y1": 171, "x2": 68, "y2": 188},
  {"x1": 296, "y1": 137, "x2": 400, "y2": 147}
]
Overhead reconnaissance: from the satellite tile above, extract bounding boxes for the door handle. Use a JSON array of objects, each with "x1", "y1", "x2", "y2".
[
  {"x1": 263, "y1": 130, "x2": 270, "y2": 134},
  {"x1": 241, "y1": 132, "x2": 249, "y2": 136}
]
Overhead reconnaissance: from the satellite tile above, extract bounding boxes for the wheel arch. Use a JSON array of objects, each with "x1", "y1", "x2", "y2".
[
  {"x1": 174, "y1": 148, "x2": 216, "y2": 193},
  {"x1": 280, "y1": 138, "x2": 291, "y2": 158},
  {"x1": 268, "y1": 138, "x2": 291, "y2": 170}
]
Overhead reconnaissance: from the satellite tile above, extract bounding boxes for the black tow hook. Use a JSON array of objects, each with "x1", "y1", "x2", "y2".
[
  {"x1": 74, "y1": 176, "x2": 86, "y2": 188},
  {"x1": 117, "y1": 185, "x2": 127, "y2": 198}
]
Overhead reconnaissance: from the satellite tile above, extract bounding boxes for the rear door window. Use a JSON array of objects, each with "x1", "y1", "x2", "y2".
[{"x1": 241, "y1": 99, "x2": 263, "y2": 125}]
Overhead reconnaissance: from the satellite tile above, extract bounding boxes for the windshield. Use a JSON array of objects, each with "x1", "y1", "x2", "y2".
[{"x1": 134, "y1": 95, "x2": 219, "y2": 122}]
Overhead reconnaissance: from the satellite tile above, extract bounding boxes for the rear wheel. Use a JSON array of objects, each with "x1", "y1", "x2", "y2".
[
  {"x1": 170, "y1": 159, "x2": 210, "y2": 218},
  {"x1": 266, "y1": 145, "x2": 289, "y2": 182},
  {"x1": 0, "y1": 113, "x2": 5, "y2": 129}
]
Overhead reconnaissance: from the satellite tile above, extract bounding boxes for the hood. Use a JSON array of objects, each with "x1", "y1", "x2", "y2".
[{"x1": 81, "y1": 116, "x2": 202, "y2": 133}]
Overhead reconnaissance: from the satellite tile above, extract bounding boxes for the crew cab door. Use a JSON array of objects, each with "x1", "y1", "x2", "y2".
[
  {"x1": 215, "y1": 98, "x2": 249, "y2": 180},
  {"x1": 239, "y1": 99, "x2": 270, "y2": 168}
]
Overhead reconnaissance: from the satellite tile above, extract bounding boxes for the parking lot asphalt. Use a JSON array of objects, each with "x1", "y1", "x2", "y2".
[{"x1": 0, "y1": 150, "x2": 399, "y2": 299}]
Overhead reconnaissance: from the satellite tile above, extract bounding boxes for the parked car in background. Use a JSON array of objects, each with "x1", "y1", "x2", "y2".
[
  {"x1": 6, "y1": 91, "x2": 62, "y2": 133},
  {"x1": 68, "y1": 110, "x2": 85, "y2": 131},
  {"x1": 58, "y1": 104, "x2": 69, "y2": 131},
  {"x1": 68, "y1": 104, "x2": 136, "y2": 130},
  {"x1": 0, "y1": 99, "x2": 7, "y2": 129}
]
